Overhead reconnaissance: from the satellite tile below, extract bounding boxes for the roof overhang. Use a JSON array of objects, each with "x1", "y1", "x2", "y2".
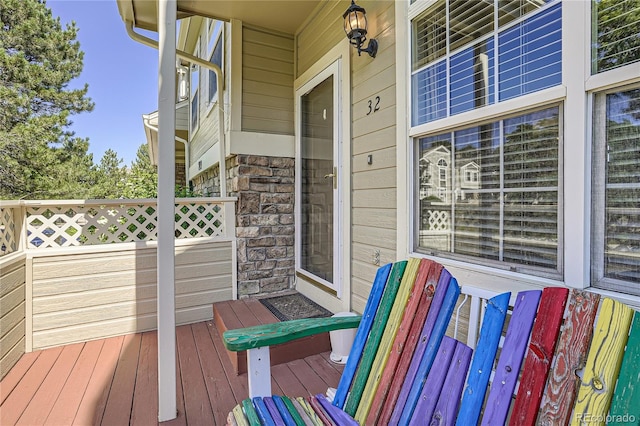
[
  {"x1": 116, "y1": 0, "x2": 320, "y2": 35},
  {"x1": 142, "y1": 101, "x2": 189, "y2": 165}
]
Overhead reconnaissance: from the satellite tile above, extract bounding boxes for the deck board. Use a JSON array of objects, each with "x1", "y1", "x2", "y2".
[
  {"x1": 0, "y1": 346, "x2": 63, "y2": 425},
  {"x1": 0, "y1": 319, "x2": 343, "y2": 426},
  {"x1": 45, "y1": 340, "x2": 104, "y2": 425},
  {"x1": 73, "y1": 334, "x2": 123, "y2": 426}
]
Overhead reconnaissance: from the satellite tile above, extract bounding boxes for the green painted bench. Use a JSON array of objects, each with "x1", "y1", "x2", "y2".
[{"x1": 223, "y1": 259, "x2": 640, "y2": 425}]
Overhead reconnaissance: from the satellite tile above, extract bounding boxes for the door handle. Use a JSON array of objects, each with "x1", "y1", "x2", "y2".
[{"x1": 324, "y1": 167, "x2": 337, "y2": 189}]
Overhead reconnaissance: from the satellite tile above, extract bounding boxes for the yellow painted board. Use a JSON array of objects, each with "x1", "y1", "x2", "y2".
[
  {"x1": 354, "y1": 257, "x2": 421, "y2": 423},
  {"x1": 571, "y1": 298, "x2": 633, "y2": 426}
]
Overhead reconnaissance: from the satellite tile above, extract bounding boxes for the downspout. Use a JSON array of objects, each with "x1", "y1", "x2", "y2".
[{"x1": 125, "y1": 21, "x2": 228, "y2": 197}]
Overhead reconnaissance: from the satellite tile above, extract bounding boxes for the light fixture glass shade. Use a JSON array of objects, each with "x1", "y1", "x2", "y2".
[{"x1": 343, "y1": 1, "x2": 367, "y2": 42}]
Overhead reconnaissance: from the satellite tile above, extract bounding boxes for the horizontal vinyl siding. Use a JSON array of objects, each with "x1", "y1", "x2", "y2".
[
  {"x1": 295, "y1": 0, "x2": 347, "y2": 78},
  {"x1": 242, "y1": 26, "x2": 294, "y2": 135},
  {"x1": 30, "y1": 241, "x2": 233, "y2": 350},
  {"x1": 0, "y1": 255, "x2": 26, "y2": 380},
  {"x1": 297, "y1": 1, "x2": 397, "y2": 312}
]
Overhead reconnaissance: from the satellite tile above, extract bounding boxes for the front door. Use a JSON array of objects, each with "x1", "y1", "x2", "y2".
[{"x1": 296, "y1": 61, "x2": 341, "y2": 295}]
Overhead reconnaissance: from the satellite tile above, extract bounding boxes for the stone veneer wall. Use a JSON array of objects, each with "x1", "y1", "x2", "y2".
[{"x1": 190, "y1": 154, "x2": 295, "y2": 297}]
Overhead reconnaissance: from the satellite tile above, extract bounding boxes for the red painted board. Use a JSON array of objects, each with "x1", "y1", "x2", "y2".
[
  {"x1": 509, "y1": 287, "x2": 568, "y2": 426},
  {"x1": 537, "y1": 290, "x2": 600, "y2": 426}
]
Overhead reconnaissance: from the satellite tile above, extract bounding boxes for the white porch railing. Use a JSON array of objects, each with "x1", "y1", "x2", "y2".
[{"x1": 0, "y1": 197, "x2": 236, "y2": 253}]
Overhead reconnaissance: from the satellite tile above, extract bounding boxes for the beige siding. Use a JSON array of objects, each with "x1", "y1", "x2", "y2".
[
  {"x1": 0, "y1": 255, "x2": 26, "y2": 380},
  {"x1": 295, "y1": 1, "x2": 347, "y2": 78},
  {"x1": 297, "y1": 1, "x2": 397, "y2": 310},
  {"x1": 30, "y1": 241, "x2": 233, "y2": 350},
  {"x1": 242, "y1": 26, "x2": 294, "y2": 135}
]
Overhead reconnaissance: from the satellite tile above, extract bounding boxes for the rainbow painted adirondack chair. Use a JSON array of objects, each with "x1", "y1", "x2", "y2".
[{"x1": 223, "y1": 259, "x2": 640, "y2": 425}]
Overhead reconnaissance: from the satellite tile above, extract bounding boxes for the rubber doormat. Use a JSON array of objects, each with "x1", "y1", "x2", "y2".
[{"x1": 259, "y1": 293, "x2": 333, "y2": 321}]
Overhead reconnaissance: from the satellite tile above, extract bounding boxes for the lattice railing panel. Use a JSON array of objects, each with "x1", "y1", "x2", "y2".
[
  {"x1": 0, "y1": 207, "x2": 18, "y2": 256},
  {"x1": 427, "y1": 209, "x2": 450, "y2": 231},
  {"x1": 24, "y1": 201, "x2": 227, "y2": 249}
]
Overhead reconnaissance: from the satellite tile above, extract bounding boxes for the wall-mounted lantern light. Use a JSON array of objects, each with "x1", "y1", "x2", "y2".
[{"x1": 343, "y1": 0, "x2": 378, "y2": 58}]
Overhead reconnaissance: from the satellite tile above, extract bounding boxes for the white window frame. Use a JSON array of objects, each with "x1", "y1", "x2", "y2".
[
  {"x1": 190, "y1": 38, "x2": 201, "y2": 138},
  {"x1": 206, "y1": 19, "x2": 224, "y2": 116}
]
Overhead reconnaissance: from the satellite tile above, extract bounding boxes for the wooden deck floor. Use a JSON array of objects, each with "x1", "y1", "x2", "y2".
[{"x1": 0, "y1": 320, "x2": 344, "y2": 425}]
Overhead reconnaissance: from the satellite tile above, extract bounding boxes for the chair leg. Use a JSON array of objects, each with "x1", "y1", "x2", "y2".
[{"x1": 247, "y1": 347, "x2": 271, "y2": 398}]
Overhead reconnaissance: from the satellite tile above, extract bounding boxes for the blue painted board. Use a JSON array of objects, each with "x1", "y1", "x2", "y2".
[
  {"x1": 480, "y1": 290, "x2": 542, "y2": 426},
  {"x1": 272, "y1": 395, "x2": 297, "y2": 426},
  {"x1": 397, "y1": 277, "x2": 461, "y2": 425},
  {"x1": 332, "y1": 262, "x2": 392, "y2": 408},
  {"x1": 431, "y1": 341, "x2": 473, "y2": 426},
  {"x1": 456, "y1": 292, "x2": 511, "y2": 426},
  {"x1": 409, "y1": 336, "x2": 457, "y2": 425},
  {"x1": 388, "y1": 269, "x2": 453, "y2": 422},
  {"x1": 252, "y1": 397, "x2": 277, "y2": 426},
  {"x1": 264, "y1": 397, "x2": 286, "y2": 426}
]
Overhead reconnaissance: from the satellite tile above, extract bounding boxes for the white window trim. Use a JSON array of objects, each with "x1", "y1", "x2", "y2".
[
  {"x1": 189, "y1": 38, "x2": 201, "y2": 139},
  {"x1": 205, "y1": 19, "x2": 224, "y2": 117}
]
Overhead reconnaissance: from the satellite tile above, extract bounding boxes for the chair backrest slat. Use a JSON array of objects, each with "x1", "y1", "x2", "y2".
[
  {"x1": 481, "y1": 290, "x2": 541, "y2": 426},
  {"x1": 430, "y1": 340, "x2": 473, "y2": 426},
  {"x1": 509, "y1": 287, "x2": 569, "y2": 426},
  {"x1": 395, "y1": 275, "x2": 461, "y2": 425},
  {"x1": 374, "y1": 261, "x2": 443, "y2": 425},
  {"x1": 331, "y1": 262, "x2": 392, "y2": 408},
  {"x1": 537, "y1": 290, "x2": 600, "y2": 425},
  {"x1": 456, "y1": 292, "x2": 510, "y2": 425},
  {"x1": 354, "y1": 258, "x2": 422, "y2": 423},
  {"x1": 608, "y1": 312, "x2": 640, "y2": 424},
  {"x1": 343, "y1": 261, "x2": 408, "y2": 415},
  {"x1": 573, "y1": 298, "x2": 634, "y2": 423}
]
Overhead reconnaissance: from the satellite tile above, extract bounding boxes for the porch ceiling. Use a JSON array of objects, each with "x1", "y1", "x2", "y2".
[{"x1": 116, "y1": 0, "x2": 320, "y2": 34}]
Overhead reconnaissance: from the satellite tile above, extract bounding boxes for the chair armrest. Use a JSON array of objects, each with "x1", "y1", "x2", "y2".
[{"x1": 223, "y1": 315, "x2": 362, "y2": 351}]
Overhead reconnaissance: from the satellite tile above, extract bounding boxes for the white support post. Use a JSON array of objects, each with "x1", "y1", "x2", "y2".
[
  {"x1": 247, "y1": 347, "x2": 272, "y2": 398},
  {"x1": 157, "y1": 0, "x2": 177, "y2": 422}
]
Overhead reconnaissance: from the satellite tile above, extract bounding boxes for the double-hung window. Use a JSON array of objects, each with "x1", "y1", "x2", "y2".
[
  {"x1": 207, "y1": 19, "x2": 223, "y2": 106},
  {"x1": 591, "y1": 0, "x2": 640, "y2": 295},
  {"x1": 411, "y1": 0, "x2": 564, "y2": 277}
]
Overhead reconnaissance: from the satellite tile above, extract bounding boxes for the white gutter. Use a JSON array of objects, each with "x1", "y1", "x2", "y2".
[{"x1": 125, "y1": 21, "x2": 228, "y2": 196}]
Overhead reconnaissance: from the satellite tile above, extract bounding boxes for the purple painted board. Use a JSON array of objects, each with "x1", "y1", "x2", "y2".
[
  {"x1": 264, "y1": 397, "x2": 287, "y2": 426},
  {"x1": 253, "y1": 397, "x2": 277, "y2": 426},
  {"x1": 408, "y1": 336, "x2": 457, "y2": 425},
  {"x1": 316, "y1": 394, "x2": 358, "y2": 426},
  {"x1": 389, "y1": 269, "x2": 452, "y2": 422},
  {"x1": 431, "y1": 341, "x2": 473, "y2": 426},
  {"x1": 480, "y1": 290, "x2": 542, "y2": 426}
]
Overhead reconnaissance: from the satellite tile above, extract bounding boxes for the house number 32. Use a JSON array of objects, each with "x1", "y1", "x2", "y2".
[{"x1": 367, "y1": 96, "x2": 381, "y2": 115}]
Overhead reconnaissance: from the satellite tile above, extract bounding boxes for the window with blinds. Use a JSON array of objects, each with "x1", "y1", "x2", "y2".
[
  {"x1": 411, "y1": 0, "x2": 561, "y2": 126},
  {"x1": 592, "y1": 87, "x2": 640, "y2": 295},
  {"x1": 417, "y1": 106, "x2": 561, "y2": 276},
  {"x1": 592, "y1": 0, "x2": 640, "y2": 74}
]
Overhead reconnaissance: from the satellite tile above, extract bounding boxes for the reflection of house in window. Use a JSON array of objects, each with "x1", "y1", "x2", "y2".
[
  {"x1": 461, "y1": 161, "x2": 480, "y2": 188},
  {"x1": 419, "y1": 145, "x2": 451, "y2": 203}
]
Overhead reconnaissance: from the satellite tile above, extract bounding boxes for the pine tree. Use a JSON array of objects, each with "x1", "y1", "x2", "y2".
[{"x1": 0, "y1": 0, "x2": 95, "y2": 199}]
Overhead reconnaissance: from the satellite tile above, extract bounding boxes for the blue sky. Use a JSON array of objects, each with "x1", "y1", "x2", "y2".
[{"x1": 48, "y1": 0, "x2": 159, "y2": 165}]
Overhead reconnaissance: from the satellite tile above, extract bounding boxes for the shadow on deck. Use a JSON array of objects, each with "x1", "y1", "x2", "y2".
[{"x1": 0, "y1": 319, "x2": 344, "y2": 425}]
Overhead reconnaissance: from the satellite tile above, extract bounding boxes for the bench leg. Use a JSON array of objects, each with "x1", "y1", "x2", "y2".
[{"x1": 247, "y1": 347, "x2": 271, "y2": 398}]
